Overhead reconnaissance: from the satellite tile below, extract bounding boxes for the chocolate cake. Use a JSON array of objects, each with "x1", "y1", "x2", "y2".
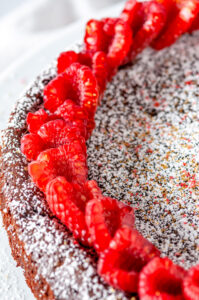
[{"x1": 1, "y1": 28, "x2": 199, "y2": 299}]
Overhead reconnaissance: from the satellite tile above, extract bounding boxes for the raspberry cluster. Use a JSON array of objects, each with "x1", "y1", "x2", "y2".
[{"x1": 20, "y1": 0, "x2": 199, "y2": 299}]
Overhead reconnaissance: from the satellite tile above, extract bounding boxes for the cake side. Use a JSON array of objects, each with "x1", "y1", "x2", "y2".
[
  {"x1": 0, "y1": 166, "x2": 55, "y2": 299},
  {"x1": 0, "y1": 65, "x2": 129, "y2": 300}
]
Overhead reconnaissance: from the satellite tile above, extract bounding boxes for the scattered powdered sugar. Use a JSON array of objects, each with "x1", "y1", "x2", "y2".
[
  {"x1": 1, "y1": 31, "x2": 199, "y2": 299},
  {"x1": 1, "y1": 62, "x2": 126, "y2": 299},
  {"x1": 87, "y1": 31, "x2": 199, "y2": 270}
]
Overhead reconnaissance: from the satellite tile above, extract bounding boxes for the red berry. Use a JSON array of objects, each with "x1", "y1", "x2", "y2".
[
  {"x1": 46, "y1": 176, "x2": 91, "y2": 246},
  {"x1": 139, "y1": 257, "x2": 186, "y2": 299},
  {"x1": 98, "y1": 227, "x2": 160, "y2": 293},
  {"x1": 156, "y1": 0, "x2": 174, "y2": 12},
  {"x1": 22, "y1": 118, "x2": 87, "y2": 161},
  {"x1": 57, "y1": 50, "x2": 109, "y2": 98},
  {"x1": 189, "y1": 12, "x2": 199, "y2": 32},
  {"x1": 78, "y1": 50, "x2": 110, "y2": 97},
  {"x1": 85, "y1": 197, "x2": 135, "y2": 252},
  {"x1": 21, "y1": 133, "x2": 44, "y2": 161},
  {"x1": 28, "y1": 143, "x2": 87, "y2": 192},
  {"x1": 152, "y1": 0, "x2": 199, "y2": 50},
  {"x1": 65, "y1": 63, "x2": 99, "y2": 117},
  {"x1": 84, "y1": 18, "x2": 133, "y2": 68},
  {"x1": 90, "y1": 51, "x2": 109, "y2": 96},
  {"x1": 120, "y1": 0, "x2": 142, "y2": 26},
  {"x1": 55, "y1": 99, "x2": 88, "y2": 122},
  {"x1": 27, "y1": 109, "x2": 57, "y2": 134},
  {"x1": 108, "y1": 18, "x2": 133, "y2": 68},
  {"x1": 84, "y1": 19, "x2": 104, "y2": 52},
  {"x1": 86, "y1": 118, "x2": 96, "y2": 139},
  {"x1": 38, "y1": 119, "x2": 86, "y2": 149},
  {"x1": 129, "y1": 1, "x2": 167, "y2": 60},
  {"x1": 57, "y1": 51, "x2": 78, "y2": 74},
  {"x1": 183, "y1": 264, "x2": 199, "y2": 300},
  {"x1": 83, "y1": 180, "x2": 102, "y2": 200},
  {"x1": 54, "y1": 100, "x2": 88, "y2": 138},
  {"x1": 44, "y1": 63, "x2": 99, "y2": 117}
]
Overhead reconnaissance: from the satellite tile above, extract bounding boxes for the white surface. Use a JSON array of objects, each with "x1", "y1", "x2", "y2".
[
  {"x1": 0, "y1": 3, "x2": 123, "y2": 299},
  {"x1": 0, "y1": 0, "x2": 122, "y2": 73}
]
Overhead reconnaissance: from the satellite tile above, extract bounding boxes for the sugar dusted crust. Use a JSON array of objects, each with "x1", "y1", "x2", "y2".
[
  {"x1": 1, "y1": 31, "x2": 199, "y2": 299},
  {"x1": 0, "y1": 65, "x2": 129, "y2": 300}
]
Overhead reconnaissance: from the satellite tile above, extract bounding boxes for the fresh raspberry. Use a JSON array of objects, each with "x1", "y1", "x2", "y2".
[
  {"x1": 85, "y1": 197, "x2": 135, "y2": 252},
  {"x1": 28, "y1": 143, "x2": 88, "y2": 192},
  {"x1": 54, "y1": 100, "x2": 88, "y2": 138},
  {"x1": 183, "y1": 264, "x2": 199, "y2": 300},
  {"x1": 55, "y1": 99, "x2": 88, "y2": 122},
  {"x1": 90, "y1": 51, "x2": 109, "y2": 95},
  {"x1": 46, "y1": 176, "x2": 91, "y2": 246},
  {"x1": 27, "y1": 108, "x2": 57, "y2": 134},
  {"x1": 57, "y1": 51, "x2": 78, "y2": 74},
  {"x1": 156, "y1": 0, "x2": 174, "y2": 12},
  {"x1": 120, "y1": 0, "x2": 142, "y2": 26},
  {"x1": 21, "y1": 119, "x2": 87, "y2": 161},
  {"x1": 189, "y1": 12, "x2": 199, "y2": 32},
  {"x1": 65, "y1": 62, "x2": 99, "y2": 117},
  {"x1": 84, "y1": 19, "x2": 104, "y2": 52},
  {"x1": 138, "y1": 257, "x2": 186, "y2": 299},
  {"x1": 128, "y1": 1, "x2": 167, "y2": 60},
  {"x1": 86, "y1": 118, "x2": 96, "y2": 139},
  {"x1": 57, "y1": 51, "x2": 109, "y2": 96},
  {"x1": 83, "y1": 180, "x2": 102, "y2": 200},
  {"x1": 44, "y1": 63, "x2": 99, "y2": 117},
  {"x1": 21, "y1": 133, "x2": 44, "y2": 161},
  {"x1": 43, "y1": 73, "x2": 69, "y2": 112},
  {"x1": 84, "y1": 18, "x2": 133, "y2": 68},
  {"x1": 38, "y1": 119, "x2": 87, "y2": 150},
  {"x1": 152, "y1": 0, "x2": 199, "y2": 50},
  {"x1": 98, "y1": 227, "x2": 160, "y2": 293}
]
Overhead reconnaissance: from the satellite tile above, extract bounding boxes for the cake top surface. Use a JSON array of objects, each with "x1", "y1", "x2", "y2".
[{"x1": 1, "y1": 31, "x2": 199, "y2": 299}]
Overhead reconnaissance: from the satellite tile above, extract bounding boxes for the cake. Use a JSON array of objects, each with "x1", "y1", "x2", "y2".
[{"x1": 1, "y1": 1, "x2": 199, "y2": 299}]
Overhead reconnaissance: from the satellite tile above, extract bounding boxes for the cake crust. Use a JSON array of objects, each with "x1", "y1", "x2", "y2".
[{"x1": 0, "y1": 65, "x2": 128, "y2": 300}]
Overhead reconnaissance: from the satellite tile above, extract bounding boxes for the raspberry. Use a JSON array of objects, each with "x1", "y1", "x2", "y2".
[
  {"x1": 90, "y1": 51, "x2": 109, "y2": 96},
  {"x1": 152, "y1": 0, "x2": 199, "y2": 50},
  {"x1": 21, "y1": 133, "x2": 44, "y2": 161},
  {"x1": 54, "y1": 100, "x2": 88, "y2": 138},
  {"x1": 85, "y1": 197, "x2": 135, "y2": 252},
  {"x1": 86, "y1": 118, "x2": 96, "y2": 139},
  {"x1": 43, "y1": 73, "x2": 69, "y2": 112},
  {"x1": 129, "y1": 1, "x2": 167, "y2": 60},
  {"x1": 84, "y1": 18, "x2": 133, "y2": 68},
  {"x1": 98, "y1": 227, "x2": 160, "y2": 293},
  {"x1": 38, "y1": 119, "x2": 87, "y2": 150},
  {"x1": 189, "y1": 13, "x2": 199, "y2": 32},
  {"x1": 21, "y1": 118, "x2": 87, "y2": 162},
  {"x1": 57, "y1": 51, "x2": 78, "y2": 74},
  {"x1": 27, "y1": 108, "x2": 57, "y2": 134},
  {"x1": 84, "y1": 19, "x2": 104, "y2": 52},
  {"x1": 183, "y1": 264, "x2": 199, "y2": 300},
  {"x1": 139, "y1": 257, "x2": 186, "y2": 299},
  {"x1": 46, "y1": 176, "x2": 91, "y2": 246},
  {"x1": 57, "y1": 51, "x2": 109, "y2": 97},
  {"x1": 120, "y1": 0, "x2": 142, "y2": 26},
  {"x1": 28, "y1": 143, "x2": 88, "y2": 192},
  {"x1": 44, "y1": 63, "x2": 99, "y2": 117},
  {"x1": 65, "y1": 63, "x2": 99, "y2": 117},
  {"x1": 83, "y1": 180, "x2": 102, "y2": 200}
]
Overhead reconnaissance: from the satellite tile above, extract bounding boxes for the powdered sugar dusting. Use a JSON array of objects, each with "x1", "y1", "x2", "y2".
[
  {"x1": 1, "y1": 31, "x2": 199, "y2": 299},
  {"x1": 1, "y1": 64, "x2": 127, "y2": 299},
  {"x1": 87, "y1": 31, "x2": 199, "y2": 270}
]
